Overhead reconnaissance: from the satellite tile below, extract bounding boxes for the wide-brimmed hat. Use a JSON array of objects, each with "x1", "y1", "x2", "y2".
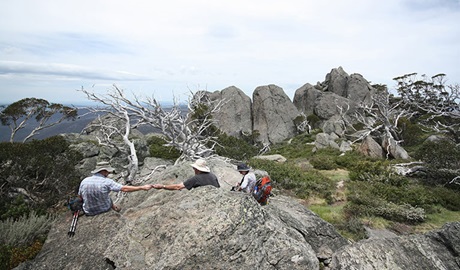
[
  {"x1": 237, "y1": 163, "x2": 250, "y2": 172},
  {"x1": 190, "y1": 159, "x2": 210, "y2": 172},
  {"x1": 91, "y1": 166, "x2": 115, "y2": 174}
]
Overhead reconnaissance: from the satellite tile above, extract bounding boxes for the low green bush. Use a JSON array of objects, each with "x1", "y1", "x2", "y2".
[
  {"x1": 249, "y1": 158, "x2": 336, "y2": 202},
  {"x1": 310, "y1": 155, "x2": 337, "y2": 170},
  {"x1": 374, "y1": 203, "x2": 425, "y2": 223},
  {"x1": 0, "y1": 211, "x2": 52, "y2": 270},
  {"x1": 148, "y1": 136, "x2": 181, "y2": 161},
  {"x1": 0, "y1": 211, "x2": 54, "y2": 247},
  {"x1": 310, "y1": 148, "x2": 341, "y2": 170},
  {"x1": 334, "y1": 151, "x2": 368, "y2": 170},
  {"x1": 214, "y1": 133, "x2": 259, "y2": 161},
  {"x1": 269, "y1": 133, "x2": 316, "y2": 159},
  {"x1": 0, "y1": 136, "x2": 83, "y2": 220},
  {"x1": 398, "y1": 117, "x2": 425, "y2": 147},
  {"x1": 414, "y1": 139, "x2": 460, "y2": 170}
]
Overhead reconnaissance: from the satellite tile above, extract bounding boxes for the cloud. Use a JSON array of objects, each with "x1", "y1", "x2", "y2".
[
  {"x1": 0, "y1": 61, "x2": 151, "y2": 81},
  {"x1": 0, "y1": 0, "x2": 459, "y2": 105}
]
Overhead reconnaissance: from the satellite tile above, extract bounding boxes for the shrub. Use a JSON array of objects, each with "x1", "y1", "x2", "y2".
[
  {"x1": 148, "y1": 136, "x2": 181, "y2": 161},
  {"x1": 306, "y1": 114, "x2": 321, "y2": 129},
  {"x1": 0, "y1": 211, "x2": 52, "y2": 270},
  {"x1": 431, "y1": 186, "x2": 460, "y2": 211},
  {"x1": 374, "y1": 203, "x2": 426, "y2": 223},
  {"x1": 310, "y1": 155, "x2": 337, "y2": 170},
  {"x1": 0, "y1": 136, "x2": 83, "y2": 219},
  {"x1": 269, "y1": 133, "x2": 316, "y2": 159},
  {"x1": 309, "y1": 147, "x2": 341, "y2": 170},
  {"x1": 334, "y1": 151, "x2": 368, "y2": 170},
  {"x1": 414, "y1": 139, "x2": 460, "y2": 169},
  {"x1": 398, "y1": 117, "x2": 425, "y2": 147},
  {"x1": 249, "y1": 158, "x2": 336, "y2": 202},
  {"x1": 0, "y1": 211, "x2": 54, "y2": 247},
  {"x1": 214, "y1": 133, "x2": 259, "y2": 161}
]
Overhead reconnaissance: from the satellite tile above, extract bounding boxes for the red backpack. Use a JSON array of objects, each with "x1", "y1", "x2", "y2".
[{"x1": 252, "y1": 176, "x2": 272, "y2": 205}]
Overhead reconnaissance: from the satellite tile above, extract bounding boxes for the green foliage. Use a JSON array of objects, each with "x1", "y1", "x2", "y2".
[
  {"x1": 335, "y1": 217, "x2": 367, "y2": 241},
  {"x1": 0, "y1": 212, "x2": 52, "y2": 270},
  {"x1": 268, "y1": 133, "x2": 316, "y2": 159},
  {"x1": 334, "y1": 150, "x2": 368, "y2": 170},
  {"x1": 310, "y1": 148, "x2": 340, "y2": 170},
  {"x1": 248, "y1": 158, "x2": 336, "y2": 203},
  {"x1": 0, "y1": 196, "x2": 29, "y2": 221},
  {"x1": 0, "y1": 211, "x2": 53, "y2": 247},
  {"x1": 431, "y1": 186, "x2": 460, "y2": 211},
  {"x1": 147, "y1": 136, "x2": 181, "y2": 161},
  {"x1": 0, "y1": 136, "x2": 83, "y2": 220},
  {"x1": 414, "y1": 139, "x2": 460, "y2": 169},
  {"x1": 398, "y1": 117, "x2": 425, "y2": 147},
  {"x1": 0, "y1": 98, "x2": 77, "y2": 142},
  {"x1": 306, "y1": 114, "x2": 321, "y2": 129},
  {"x1": 214, "y1": 133, "x2": 259, "y2": 161}
]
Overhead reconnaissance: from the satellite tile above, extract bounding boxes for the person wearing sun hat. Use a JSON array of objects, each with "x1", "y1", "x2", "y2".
[
  {"x1": 152, "y1": 158, "x2": 220, "y2": 190},
  {"x1": 233, "y1": 163, "x2": 257, "y2": 193},
  {"x1": 78, "y1": 162, "x2": 153, "y2": 216}
]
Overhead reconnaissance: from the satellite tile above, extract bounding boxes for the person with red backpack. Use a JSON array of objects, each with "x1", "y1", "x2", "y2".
[{"x1": 232, "y1": 163, "x2": 257, "y2": 193}]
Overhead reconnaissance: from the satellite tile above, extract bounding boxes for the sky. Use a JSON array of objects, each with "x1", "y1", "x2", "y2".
[{"x1": 1, "y1": 0, "x2": 459, "y2": 106}]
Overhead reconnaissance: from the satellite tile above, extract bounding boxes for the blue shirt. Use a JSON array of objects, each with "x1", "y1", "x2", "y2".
[{"x1": 78, "y1": 173, "x2": 123, "y2": 216}]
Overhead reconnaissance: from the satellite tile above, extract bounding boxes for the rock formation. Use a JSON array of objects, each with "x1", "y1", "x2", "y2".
[
  {"x1": 15, "y1": 158, "x2": 348, "y2": 270},
  {"x1": 205, "y1": 86, "x2": 253, "y2": 138},
  {"x1": 15, "y1": 155, "x2": 460, "y2": 269},
  {"x1": 252, "y1": 84, "x2": 301, "y2": 144}
]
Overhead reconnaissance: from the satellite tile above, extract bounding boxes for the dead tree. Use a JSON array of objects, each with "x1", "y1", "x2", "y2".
[
  {"x1": 350, "y1": 87, "x2": 414, "y2": 158},
  {"x1": 79, "y1": 85, "x2": 225, "y2": 174}
]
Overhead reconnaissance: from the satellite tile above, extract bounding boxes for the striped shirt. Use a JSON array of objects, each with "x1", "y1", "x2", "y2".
[{"x1": 78, "y1": 173, "x2": 123, "y2": 216}]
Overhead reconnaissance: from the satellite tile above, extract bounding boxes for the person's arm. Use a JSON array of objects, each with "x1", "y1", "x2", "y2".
[
  {"x1": 238, "y1": 175, "x2": 249, "y2": 191},
  {"x1": 121, "y1": 184, "x2": 152, "y2": 192},
  {"x1": 152, "y1": 183, "x2": 186, "y2": 190}
]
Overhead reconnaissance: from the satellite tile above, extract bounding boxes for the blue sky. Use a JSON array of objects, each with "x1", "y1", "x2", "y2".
[{"x1": 1, "y1": 0, "x2": 459, "y2": 105}]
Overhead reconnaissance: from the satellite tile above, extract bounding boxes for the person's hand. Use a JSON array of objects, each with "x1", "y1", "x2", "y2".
[
  {"x1": 151, "y1": 184, "x2": 164, "y2": 189},
  {"x1": 142, "y1": 184, "x2": 153, "y2": 191}
]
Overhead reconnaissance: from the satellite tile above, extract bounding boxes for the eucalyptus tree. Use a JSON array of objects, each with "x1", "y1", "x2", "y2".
[
  {"x1": 0, "y1": 98, "x2": 77, "y2": 142},
  {"x1": 393, "y1": 73, "x2": 460, "y2": 143}
]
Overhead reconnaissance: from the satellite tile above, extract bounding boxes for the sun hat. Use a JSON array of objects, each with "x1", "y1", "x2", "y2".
[
  {"x1": 190, "y1": 159, "x2": 210, "y2": 172},
  {"x1": 91, "y1": 162, "x2": 115, "y2": 174},
  {"x1": 237, "y1": 163, "x2": 250, "y2": 172}
]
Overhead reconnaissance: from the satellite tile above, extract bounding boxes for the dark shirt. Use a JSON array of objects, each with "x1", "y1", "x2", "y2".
[{"x1": 183, "y1": 172, "x2": 220, "y2": 190}]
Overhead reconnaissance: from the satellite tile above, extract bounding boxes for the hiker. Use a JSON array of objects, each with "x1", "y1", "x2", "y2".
[
  {"x1": 232, "y1": 163, "x2": 257, "y2": 193},
  {"x1": 78, "y1": 165, "x2": 153, "y2": 216},
  {"x1": 151, "y1": 159, "x2": 220, "y2": 190}
]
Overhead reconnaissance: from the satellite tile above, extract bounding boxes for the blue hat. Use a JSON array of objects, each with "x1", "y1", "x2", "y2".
[{"x1": 237, "y1": 163, "x2": 250, "y2": 171}]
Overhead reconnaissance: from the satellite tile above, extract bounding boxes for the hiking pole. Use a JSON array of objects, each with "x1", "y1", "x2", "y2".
[{"x1": 68, "y1": 210, "x2": 80, "y2": 237}]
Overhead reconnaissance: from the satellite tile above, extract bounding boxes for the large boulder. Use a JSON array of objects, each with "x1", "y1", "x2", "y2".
[
  {"x1": 252, "y1": 84, "x2": 301, "y2": 144},
  {"x1": 15, "y1": 158, "x2": 348, "y2": 270},
  {"x1": 205, "y1": 86, "x2": 253, "y2": 138},
  {"x1": 293, "y1": 83, "x2": 322, "y2": 116},
  {"x1": 324, "y1": 66, "x2": 349, "y2": 97},
  {"x1": 330, "y1": 222, "x2": 460, "y2": 270},
  {"x1": 314, "y1": 92, "x2": 350, "y2": 120}
]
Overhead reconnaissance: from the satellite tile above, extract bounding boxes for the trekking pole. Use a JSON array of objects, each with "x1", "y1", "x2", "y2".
[{"x1": 68, "y1": 210, "x2": 80, "y2": 237}]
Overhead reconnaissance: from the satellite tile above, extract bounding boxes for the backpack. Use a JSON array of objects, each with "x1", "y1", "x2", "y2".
[
  {"x1": 252, "y1": 176, "x2": 272, "y2": 205},
  {"x1": 67, "y1": 195, "x2": 83, "y2": 212}
]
